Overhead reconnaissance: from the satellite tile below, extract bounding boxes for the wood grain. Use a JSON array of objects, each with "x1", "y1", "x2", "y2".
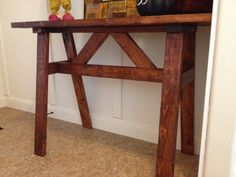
[
  {"x1": 181, "y1": 81, "x2": 195, "y2": 155},
  {"x1": 49, "y1": 62, "x2": 163, "y2": 82},
  {"x1": 12, "y1": 17, "x2": 202, "y2": 177},
  {"x1": 34, "y1": 32, "x2": 49, "y2": 156},
  {"x1": 112, "y1": 33, "x2": 156, "y2": 69},
  {"x1": 31, "y1": 25, "x2": 196, "y2": 34},
  {"x1": 62, "y1": 33, "x2": 92, "y2": 128},
  {"x1": 32, "y1": 26, "x2": 167, "y2": 33},
  {"x1": 182, "y1": 31, "x2": 195, "y2": 72},
  {"x1": 180, "y1": 31, "x2": 196, "y2": 155},
  {"x1": 11, "y1": 13, "x2": 212, "y2": 29},
  {"x1": 156, "y1": 32, "x2": 184, "y2": 177}
]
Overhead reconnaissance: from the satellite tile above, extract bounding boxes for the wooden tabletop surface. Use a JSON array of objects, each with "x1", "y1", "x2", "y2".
[{"x1": 11, "y1": 13, "x2": 212, "y2": 29}]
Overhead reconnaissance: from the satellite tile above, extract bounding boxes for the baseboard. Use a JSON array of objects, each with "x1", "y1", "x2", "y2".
[
  {"x1": 6, "y1": 96, "x2": 158, "y2": 141},
  {"x1": 5, "y1": 96, "x2": 201, "y2": 154},
  {"x1": 6, "y1": 96, "x2": 35, "y2": 112},
  {"x1": 0, "y1": 96, "x2": 6, "y2": 107}
]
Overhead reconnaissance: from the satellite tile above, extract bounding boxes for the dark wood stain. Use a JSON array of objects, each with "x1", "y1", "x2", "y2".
[
  {"x1": 62, "y1": 32, "x2": 92, "y2": 129},
  {"x1": 49, "y1": 62, "x2": 163, "y2": 82},
  {"x1": 156, "y1": 32, "x2": 185, "y2": 177},
  {"x1": 181, "y1": 81, "x2": 195, "y2": 155},
  {"x1": 11, "y1": 13, "x2": 211, "y2": 29},
  {"x1": 181, "y1": 31, "x2": 196, "y2": 155},
  {"x1": 75, "y1": 33, "x2": 109, "y2": 64},
  {"x1": 34, "y1": 33, "x2": 49, "y2": 157},
  {"x1": 111, "y1": 33, "x2": 156, "y2": 69},
  {"x1": 11, "y1": 14, "x2": 211, "y2": 177}
]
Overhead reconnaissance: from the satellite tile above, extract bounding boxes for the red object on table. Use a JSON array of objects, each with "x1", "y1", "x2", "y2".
[{"x1": 11, "y1": 13, "x2": 212, "y2": 177}]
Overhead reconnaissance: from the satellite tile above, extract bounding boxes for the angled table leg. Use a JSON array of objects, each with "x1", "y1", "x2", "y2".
[
  {"x1": 181, "y1": 31, "x2": 196, "y2": 155},
  {"x1": 156, "y1": 32, "x2": 185, "y2": 177},
  {"x1": 62, "y1": 33, "x2": 92, "y2": 128},
  {"x1": 35, "y1": 32, "x2": 49, "y2": 156}
]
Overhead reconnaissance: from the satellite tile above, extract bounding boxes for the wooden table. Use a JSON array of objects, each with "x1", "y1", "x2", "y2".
[{"x1": 11, "y1": 13, "x2": 211, "y2": 177}]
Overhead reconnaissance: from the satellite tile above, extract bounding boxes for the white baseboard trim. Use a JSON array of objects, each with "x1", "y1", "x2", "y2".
[
  {"x1": 6, "y1": 96, "x2": 35, "y2": 112},
  {"x1": 5, "y1": 96, "x2": 201, "y2": 154},
  {"x1": 0, "y1": 96, "x2": 7, "y2": 107},
  {"x1": 6, "y1": 97, "x2": 159, "y2": 142}
]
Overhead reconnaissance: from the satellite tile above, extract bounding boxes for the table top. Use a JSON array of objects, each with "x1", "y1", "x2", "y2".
[{"x1": 12, "y1": 13, "x2": 211, "y2": 29}]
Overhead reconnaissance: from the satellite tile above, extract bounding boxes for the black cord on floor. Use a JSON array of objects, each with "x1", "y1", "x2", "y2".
[{"x1": 47, "y1": 112, "x2": 54, "y2": 116}]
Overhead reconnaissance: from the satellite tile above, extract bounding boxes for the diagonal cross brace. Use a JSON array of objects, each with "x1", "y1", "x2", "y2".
[
  {"x1": 67, "y1": 32, "x2": 156, "y2": 69},
  {"x1": 111, "y1": 33, "x2": 156, "y2": 69},
  {"x1": 60, "y1": 32, "x2": 160, "y2": 129},
  {"x1": 62, "y1": 32, "x2": 92, "y2": 128},
  {"x1": 75, "y1": 33, "x2": 109, "y2": 64}
]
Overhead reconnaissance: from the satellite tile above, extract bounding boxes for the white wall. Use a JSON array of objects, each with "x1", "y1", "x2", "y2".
[
  {"x1": 203, "y1": 0, "x2": 236, "y2": 176},
  {"x1": 232, "y1": 132, "x2": 236, "y2": 177},
  {"x1": 0, "y1": 63, "x2": 4, "y2": 106},
  {"x1": 0, "y1": 75, "x2": 3, "y2": 96},
  {"x1": 0, "y1": 21, "x2": 7, "y2": 107},
  {"x1": 0, "y1": 33, "x2": 3, "y2": 97},
  {"x1": 0, "y1": 0, "x2": 210, "y2": 154}
]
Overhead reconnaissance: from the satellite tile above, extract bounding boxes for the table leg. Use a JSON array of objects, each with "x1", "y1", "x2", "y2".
[
  {"x1": 181, "y1": 81, "x2": 194, "y2": 155},
  {"x1": 156, "y1": 32, "x2": 184, "y2": 177},
  {"x1": 34, "y1": 32, "x2": 49, "y2": 156},
  {"x1": 181, "y1": 31, "x2": 195, "y2": 155}
]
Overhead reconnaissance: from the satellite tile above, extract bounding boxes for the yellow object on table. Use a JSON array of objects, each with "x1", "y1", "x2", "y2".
[
  {"x1": 49, "y1": 0, "x2": 74, "y2": 21},
  {"x1": 49, "y1": 0, "x2": 72, "y2": 14},
  {"x1": 85, "y1": 0, "x2": 139, "y2": 19}
]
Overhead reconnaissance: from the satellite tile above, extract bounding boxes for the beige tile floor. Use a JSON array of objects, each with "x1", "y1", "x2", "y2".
[{"x1": 0, "y1": 107, "x2": 199, "y2": 177}]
